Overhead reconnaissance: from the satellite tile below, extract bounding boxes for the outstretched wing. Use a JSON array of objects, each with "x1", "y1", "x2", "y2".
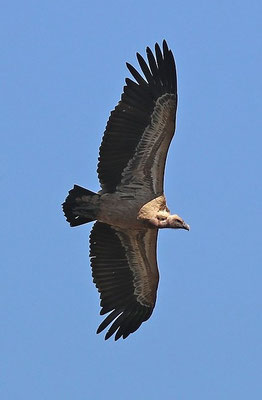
[
  {"x1": 97, "y1": 40, "x2": 177, "y2": 195},
  {"x1": 89, "y1": 222, "x2": 159, "y2": 340}
]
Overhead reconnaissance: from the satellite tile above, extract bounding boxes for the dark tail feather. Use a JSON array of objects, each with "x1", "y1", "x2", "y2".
[{"x1": 62, "y1": 185, "x2": 100, "y2": 227}]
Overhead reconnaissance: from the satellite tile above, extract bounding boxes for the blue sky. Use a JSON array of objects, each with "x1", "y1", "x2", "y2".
[{"x1": 1, "y1": 1, "x2": 262, "y2": 399}]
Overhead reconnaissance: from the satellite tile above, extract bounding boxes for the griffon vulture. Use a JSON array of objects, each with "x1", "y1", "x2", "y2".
[{"x1": 63, "y1": 40, "x2": 189, "y2": 340}]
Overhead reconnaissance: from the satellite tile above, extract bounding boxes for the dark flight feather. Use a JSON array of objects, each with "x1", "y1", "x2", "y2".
[{"x1": 97, "y1": 40, "x2": 177, "y2": 193}]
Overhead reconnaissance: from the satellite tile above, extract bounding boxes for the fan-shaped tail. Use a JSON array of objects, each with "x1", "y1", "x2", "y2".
[{"x1": 63, "y1": 185, "x2": 100, "y2": 227}]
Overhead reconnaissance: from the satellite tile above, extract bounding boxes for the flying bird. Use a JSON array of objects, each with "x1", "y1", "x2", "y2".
[{"x1": 63, "y1": 40, "x2": 189, "y2": 340}]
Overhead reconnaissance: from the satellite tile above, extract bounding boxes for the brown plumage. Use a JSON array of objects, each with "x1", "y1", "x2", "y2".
[{"x1": 63, "y1": 40, "x2": 189, "y2": 340}]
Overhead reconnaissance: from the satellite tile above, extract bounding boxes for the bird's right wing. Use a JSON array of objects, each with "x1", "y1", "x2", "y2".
[
  {"x1": 89, "y1": 222, "x2": 159, "y2": 340},
  {"x1": 97, "y1": 40, "x2": 177, "y2": 195}
]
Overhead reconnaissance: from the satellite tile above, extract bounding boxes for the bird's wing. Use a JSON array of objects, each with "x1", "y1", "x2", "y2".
[
  {"x1": 89, "y1": 222, "x2": 159, "y2": 340},
  {"x1": 97, "y1": 40, "x2": 177, "y2": 195}
]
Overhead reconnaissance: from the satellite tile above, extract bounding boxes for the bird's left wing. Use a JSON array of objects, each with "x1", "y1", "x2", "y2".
[{"x1": 89, "y1": 222, "x2": 159, "y2": 340}]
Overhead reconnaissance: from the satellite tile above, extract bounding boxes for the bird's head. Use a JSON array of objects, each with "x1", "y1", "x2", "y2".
[{"x1": 164, "y1": 214, "x2": 190, "y2": 230}]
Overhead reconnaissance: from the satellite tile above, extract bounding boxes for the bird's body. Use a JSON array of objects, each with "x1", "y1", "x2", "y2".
[
  {"x1": 63, "y1": 41, "x2": 189, "y2": 340},
  {"x1": 98, "y1": 192, "x2": 148, "y2": 229},
  {"x1": 87, "y1": 190, "x2": 167, "y2": 229}
]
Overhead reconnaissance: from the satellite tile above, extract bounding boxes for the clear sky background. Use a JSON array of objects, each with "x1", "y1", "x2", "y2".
[{"x1": 1, "y1": 1, "x2": 262, "y2": 399}]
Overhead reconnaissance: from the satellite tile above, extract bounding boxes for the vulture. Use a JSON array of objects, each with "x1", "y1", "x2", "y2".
[{"x1": 63, "y1": 40, "x2": 189, "y2": 341}]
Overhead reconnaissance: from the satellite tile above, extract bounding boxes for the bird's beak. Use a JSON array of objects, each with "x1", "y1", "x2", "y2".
[{"x1": 183, "y1": 222, "x2": 190, "y2": 231}]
